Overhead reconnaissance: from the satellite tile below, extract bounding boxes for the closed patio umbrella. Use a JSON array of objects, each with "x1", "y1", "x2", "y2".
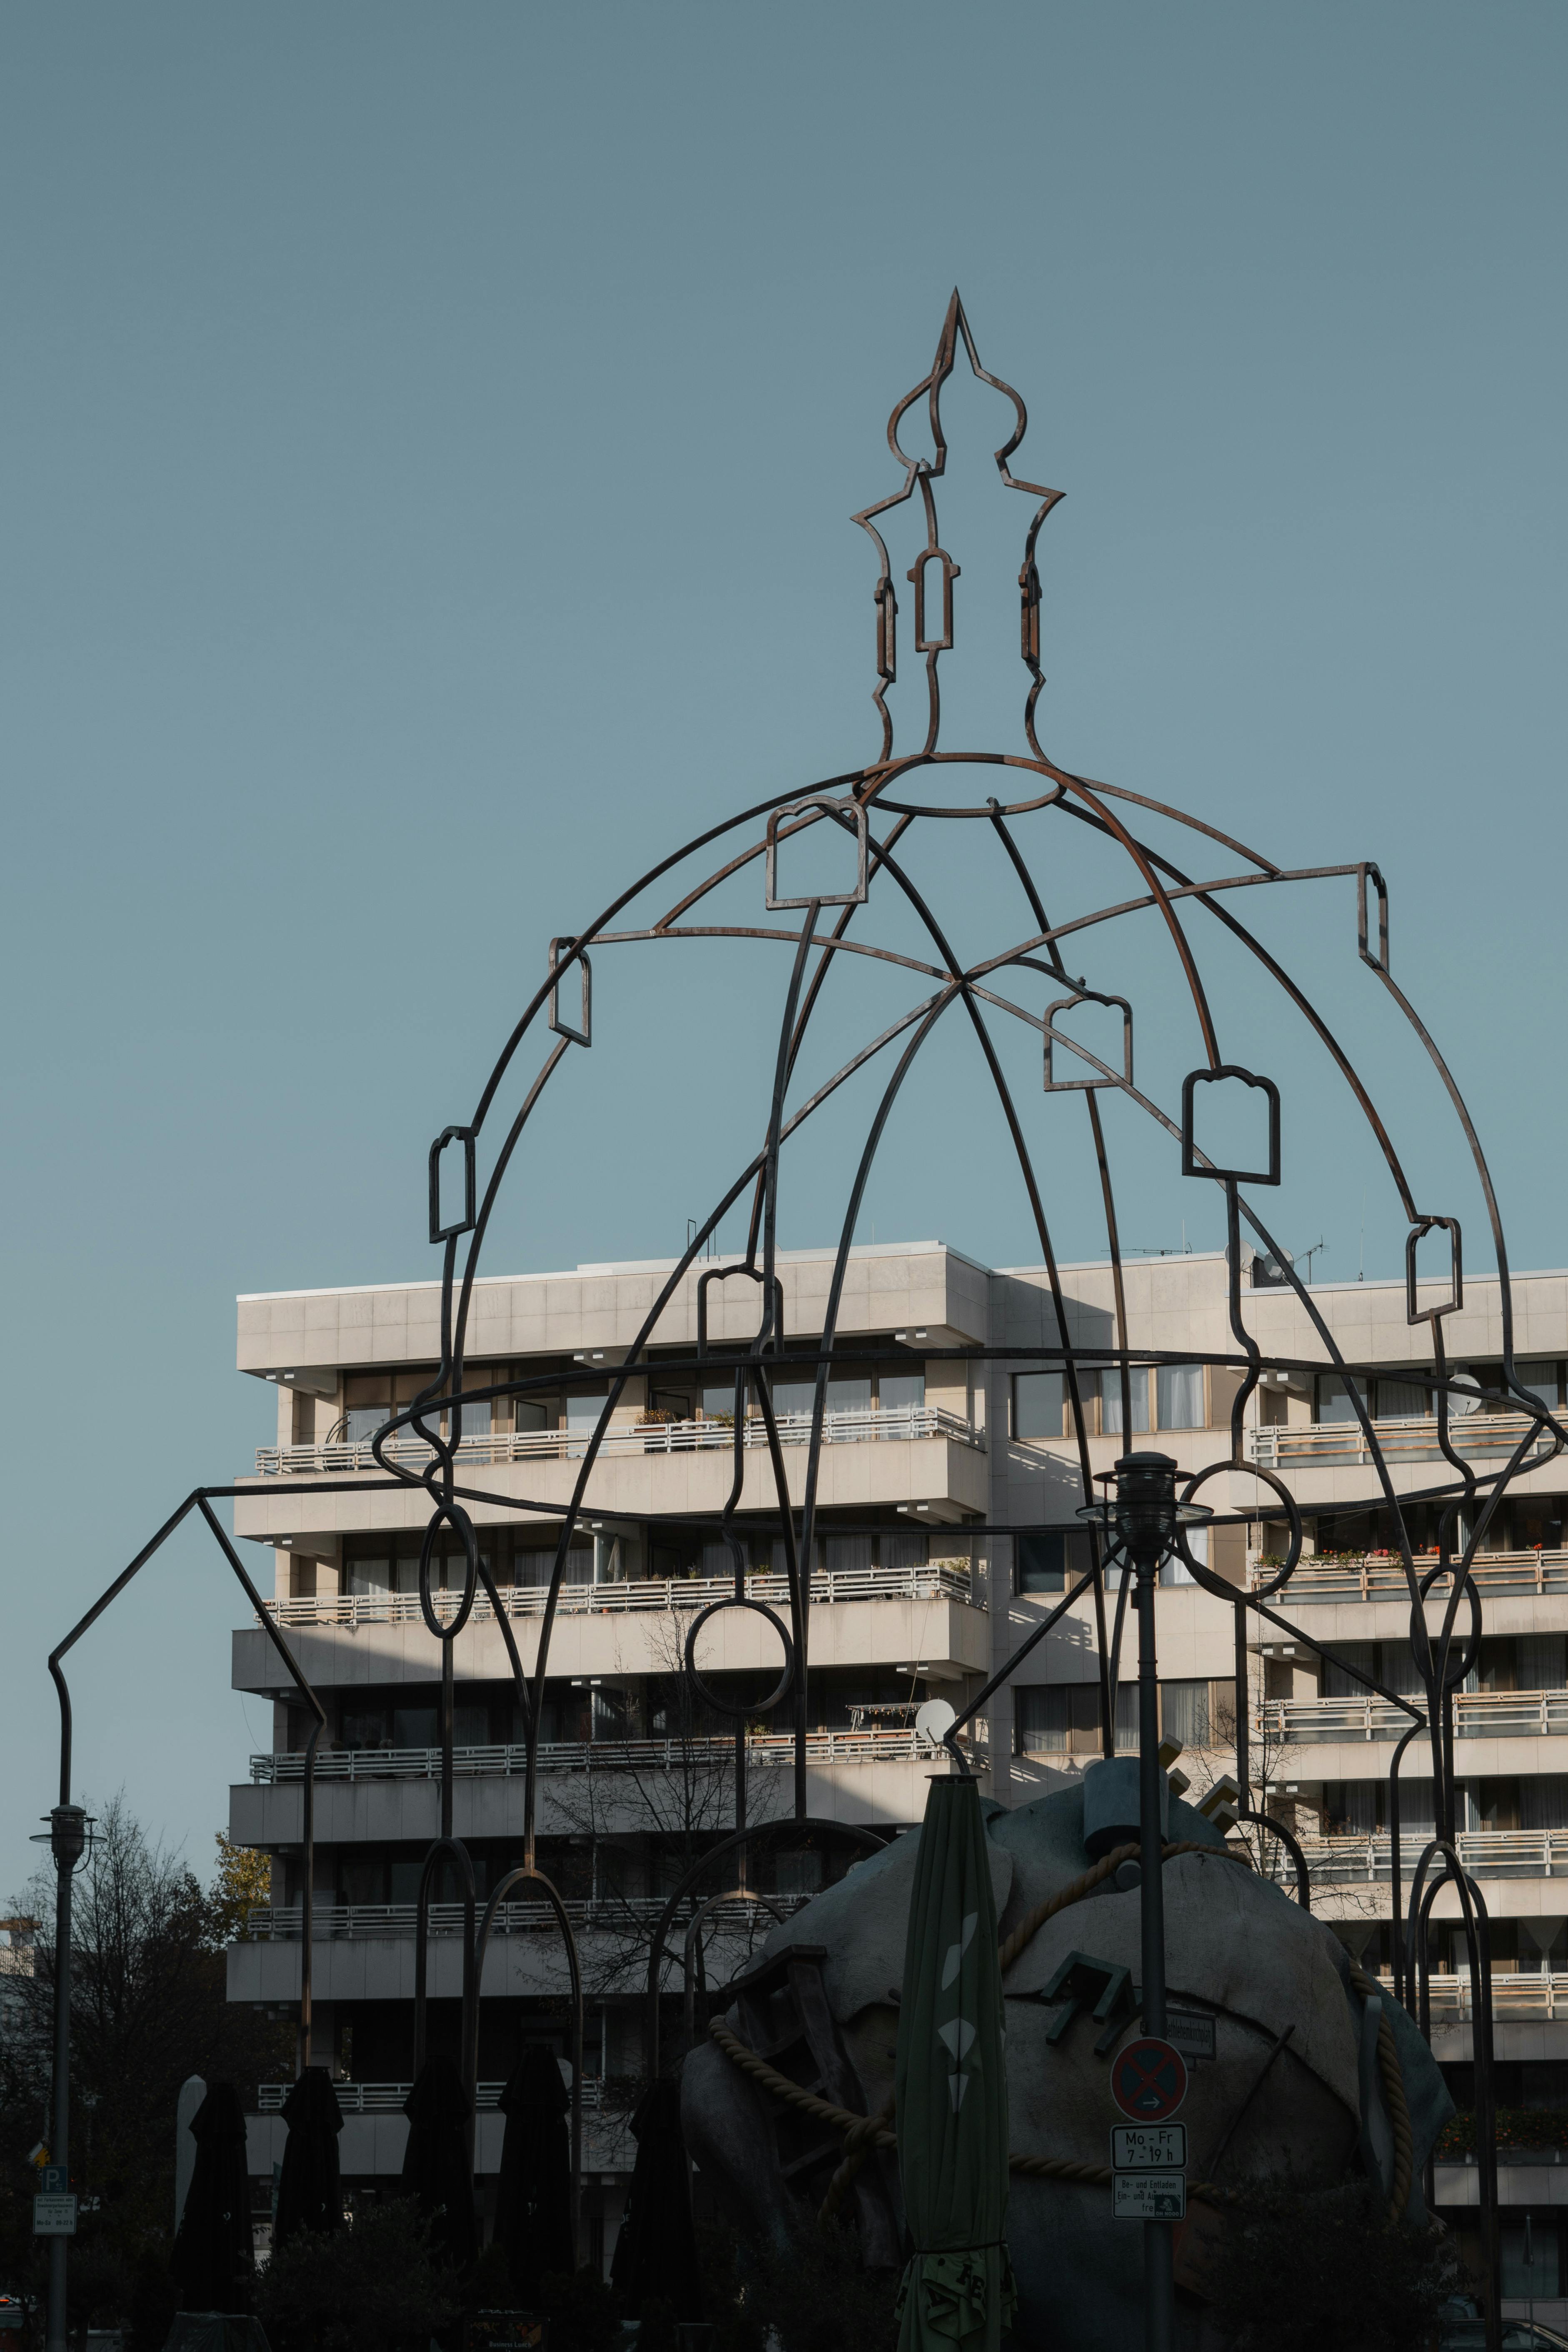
[
  {"x1": 610, "y1": 2077, "x2": 702, "y2": 2323},
  {"x1": 495, "y1": 2044, "x2": 574, "y2": 2297},
  {"x1": 402, "y1": 2054, "x2": 478, "y2": 2269},
  {"x1": 170, "y1": 2081, "x2": 254, "y2": 2314},
  {"x1": 894, "y1": 1775, "x2": 1015, "y2": 2352},
  {"x1": 274, "y1": 2066, "x2": 345, "y2": 2244}
]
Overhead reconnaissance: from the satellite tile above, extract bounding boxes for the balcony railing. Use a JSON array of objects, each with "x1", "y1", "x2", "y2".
[
  {"x1": 1271, "y1": 1830, "x2": 1568, "y2": 1883},
  {"x1": 1260, "y1": 1690, "x2": 1568, "y2": 1744},
  {"x1": 1253, "y1": 1549, "x2": 1568, "y2": 1603},
  {"x1": 257, "y1": 2076, "x2": 606, "y2": 2112},
  {"x1": 250, "y1": 1723, "x2": 959, "y2": 1784},
  {"x1": 260, "y1": 1558, "x2": 979, "y2": 1630},
  {"x1": 1247, "y1": 1411, "x2": 1559, "y2": 1472},
  {"x1": 255, "y1": 1403, "x2": 984, "y2": 1478},
  {"x1": 1378, "y1": 1972, "x2": 1568, "y2": 2022},
  {"x1": 245, "y1": 1892, "x2": 815, "y2": 1941}
]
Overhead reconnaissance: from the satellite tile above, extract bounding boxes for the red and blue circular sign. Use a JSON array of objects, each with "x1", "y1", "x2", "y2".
[{"x1": 1111, "y1": 2036, "x2": 1188, "y2": 2122}]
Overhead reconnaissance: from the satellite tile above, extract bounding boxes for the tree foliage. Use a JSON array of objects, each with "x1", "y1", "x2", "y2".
[
  {"x1": 0, "y1": 1797, "x2": 291, "y2": 2307},
  {"x1": 1207, "y1": 2178, "x2": 1463, "y2": 2352}
]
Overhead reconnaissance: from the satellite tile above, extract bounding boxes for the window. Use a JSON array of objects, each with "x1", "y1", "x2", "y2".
[
  {"x1": 1316, "y1": 1373, "x2": 1368, "y2": 1424},
  {"x1": 879, "y1": 1369, "x2": 925, "y2": 1413},
  {"x1": 1516, "y1": 1357, "x2": 1564, "y2": 1411},
  {"x1": 776, "y1": 1850, "x2": 824, "y2": 1896},
  {"x1": 825, "y1": 1533, "x2": 874, "y2": 1575},
  {"x1": 1500, "y1": 2219, "x2": 1562, "y2": 2299},
  {"x1": 1373, "y1": 1373, "x2": 1428, "y2": 1420},
  {"x1": 701, "y1": 1380, "x2": 742, "y2": 1420},
  {"x1": 1012, "y1": 1372, "x2": 1064, "y2": 1441},
  {"x1": 1160, "y1": 1679, "x2": 1210, "y2": 1749},
  {"x1": 768, "y1": 1376, "x2": 816, "y2": 1419},
  {"x1": 1016, "y1": 1532, "x2": 1065, "y2": 1594},
  {"x1": 1014, "y1": 1684, "x2": 1100, "y2": 1754},
  {"x1": 1100, "y1": 1368, "x2": 1150, "y2": 1435},
  {"x1": 1521, "y1": 1775, "x2": 1568, "y2": 1830},
  {"x1": 1155, "y1": 1365, "x2": 1204, "y2": 1431},
  {"x1": 1323, "y1": 1641, "x2": 1375, "y2": 1698},
  {"x1": 344, "y1": 1375, "x2": 390, "y2": 1445},
  {"x1": 1520, "y1": 1635, "x2": 1567, "y2": 1692},
  {"x1": 881, "y1": 1532, "x2": 928, "y2": 1571},
  {"x1": 347, "y1": 1557, "x2": 393, "y2": 1598}
]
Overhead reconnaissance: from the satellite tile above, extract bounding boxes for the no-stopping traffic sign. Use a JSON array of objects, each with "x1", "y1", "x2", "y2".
[{"x1": 1111, "y1": 2036, "x2": 1188, "y2": 2123}]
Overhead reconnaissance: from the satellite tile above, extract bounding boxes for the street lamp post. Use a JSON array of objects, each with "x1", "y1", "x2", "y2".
[
  {"x1": 44, "y1": 1805, "x2": 86, "y2": 2352},
  {"x1": 1082, "y1": 1452, "x2": 1210, "y2": 2352}
]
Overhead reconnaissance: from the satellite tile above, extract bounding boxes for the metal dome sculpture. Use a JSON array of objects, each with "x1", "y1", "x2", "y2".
[{"x1": 45, "y1": 293, "x2": 1543, "y2": 2339}]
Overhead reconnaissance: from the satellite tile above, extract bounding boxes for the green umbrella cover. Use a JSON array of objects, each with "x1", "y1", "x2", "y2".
[{"x1": 894, "y1": 1775, "x2": 1016, "y2": 2352}]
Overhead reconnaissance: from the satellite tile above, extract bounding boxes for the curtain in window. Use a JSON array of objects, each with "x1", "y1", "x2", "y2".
[
  {"x1": 1522, "y1": 1775, "x2": 1568, "y2": 1830},
  {"x1": 881, "y1": 1532, "x2": 928, "y2": 1570},
  {"x1": 1014, "y1": 1686, "x2": 1069, "y2": 1750},
  {"x1": 1331, "y1": 1781, "x2": 1378, "y2": 1835},
  {"x1": 1323, "y1": 1642, "x2": 1376, "y2": 1698},
  {"x1": 700, "y1": 1540, "x2": 736, "y2": 1580},
  {"x1": 880, "y1": 1371, "x2": 925, "y2": 1413},
  {"x1": 1156, "y1": 1364, "x2": 1204, "y2": 1431},
  {"x1": 1114, "y1": 1683, "x2": 1138, "y2": 1751},
  {"x1": 1388, "y1": 1777, "x2": 1436, "y2": 1839},
  {"x1": 826, "y1": 1375, "x2": 872, "y2": 1415},
  {"x1": 825, "y1": 1533, "x2": 874, "y2": 1575},
  {"x1": 1521, "y1": 1636, "x2": 1568, "y2": 1692},
  {"x1": 347, "y1": 1558, "x2": 393, "y2": 1597},
  {"x1": 1160, "y1": 1679, "x2": 1210, "y2": 1749},
  {"x1": 1099, "y1": 1369, "x2": 1149, "y2": 1434},
  {"x1": 1316, "y1": 1373, "x2": 1369, "y2": 1424},
  {"x1": 1374, "y1": 1376, "x2": 1428, "y2": 1420},
  {"x1": 1381, "y1": 1641, "x2": 1426, "y2": 1698},
  {"x1": 1516, "y1": 1358, "x2": 1562, "y2": 1411}
]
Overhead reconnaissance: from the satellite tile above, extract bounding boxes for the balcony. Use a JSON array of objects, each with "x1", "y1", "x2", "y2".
[
  {"x1": 243, "y1": 1892, "x2": 814, "y2": 1942},
  {"x1": 257, "y1": 2077, "x2": 608, "y2": 2112},
  {"x1": 250, "y1": 1723, "x2": 957, "y2": 1785},
  {"x1": 1261, "y1": 1690, "x2": 1568, "y2": 1744},
  {"x1": 1372, "y1": 1973, "x2": 1568, "y2": 2022},
  {"x1": 261, "y1": 1557, "x2": 976, "y2": 1630},
  {"x1": 1247, "y1": 1411, "x2": 1558, "y2": 1473},
  {"x1": 255, "y1": 1403, "x2": 985, "y2": 1478},
  {"x1": 1253, "y1": 1550, "x2": 1568, "y2": 1603},
  {"x1": 1271, "y1": 1830, "x2": 1568, "y2": 1884}
]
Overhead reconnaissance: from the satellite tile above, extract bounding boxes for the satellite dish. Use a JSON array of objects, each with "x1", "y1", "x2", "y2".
[{"x1": 915, "y1": 1698, "x2": 957, "y2": 1749}]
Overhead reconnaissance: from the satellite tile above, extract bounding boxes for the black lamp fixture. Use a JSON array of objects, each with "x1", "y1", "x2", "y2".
[{"x1": 1076, "y1": 1450, "x2": 1212, "y2": 1565}]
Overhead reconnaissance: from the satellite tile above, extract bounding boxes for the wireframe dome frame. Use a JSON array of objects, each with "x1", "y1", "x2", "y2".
[{"x1": 47, "y1": 294, "x2": 1546, "y2": 2317}]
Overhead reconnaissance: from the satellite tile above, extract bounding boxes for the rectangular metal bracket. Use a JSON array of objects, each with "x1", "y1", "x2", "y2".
[
  {"x1": 1044, "y1": 991, "x2": 1134, "y2": 1092},
  {"x1": 1406, "y1": 1215, "x2": 1462, "y2": 1325},
  {"x1": 765, "y1": 797, "x2": 869, "y2": 911},
  {"x1": 548, "y1": 938, "x2": 592, "y2": 1047},
  {"x1": 428, "y1": 1126, "x2": 477, "y2": 1244},
  {"x1": 1181, "y1": 1065, "x2": 1281, "y2": 1186}
]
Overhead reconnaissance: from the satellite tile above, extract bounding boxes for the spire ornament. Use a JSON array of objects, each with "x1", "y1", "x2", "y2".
[{"x1": 851, "y1": 290, "x2": 1064, "y2": 765}]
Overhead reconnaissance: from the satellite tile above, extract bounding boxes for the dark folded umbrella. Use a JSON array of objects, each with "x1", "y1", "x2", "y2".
[
  {"x1": 274, "y1": 2065, "x2": 345, "y2": 2244},
  {"x1": 170, "y1": 2081, "x2": 254, "y2": 2314},
  {"x1": 495, "y1": 2045, "x2": 574, "y2": 2298},
  {"x1": 402, "y1": 2054, "x2": 478, "y2": 2269},
  {"x1": 609, "y1": 2077, "x2": 702, "y2": 2322}
]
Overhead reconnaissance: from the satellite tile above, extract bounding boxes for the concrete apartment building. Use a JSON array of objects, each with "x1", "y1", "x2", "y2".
[{"x1": 225, "y1": 1237, "x2": 1568, "y2": 2312}]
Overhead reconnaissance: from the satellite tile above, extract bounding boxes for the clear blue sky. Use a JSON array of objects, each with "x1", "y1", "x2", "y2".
[{"x1": 2, "y1": 3, "x2": 1564, "y2": 1894}]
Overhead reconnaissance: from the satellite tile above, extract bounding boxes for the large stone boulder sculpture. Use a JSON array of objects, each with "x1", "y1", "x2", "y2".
[{"x1": 682, "y1": 1784, "x2": 1452, "y2": 2350}]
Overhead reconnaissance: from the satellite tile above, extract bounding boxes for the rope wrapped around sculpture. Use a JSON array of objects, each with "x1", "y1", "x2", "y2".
[{"x1": 707, "y1": 1838, "x2": 1413, "y2": 2225}]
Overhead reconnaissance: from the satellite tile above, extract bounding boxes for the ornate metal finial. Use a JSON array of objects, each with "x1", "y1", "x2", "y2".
[{"x1": 851, "y1": 289, "x2": 1064, "y2": 766}]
